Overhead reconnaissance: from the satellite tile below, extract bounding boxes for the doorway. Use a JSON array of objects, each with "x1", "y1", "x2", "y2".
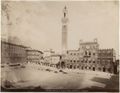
[
  {"x1": 93, "y1": 67, "x2": 95, "y2": 71},
  {"x1": 103, "y1": 67, "x2": 106, "y2": 72}
]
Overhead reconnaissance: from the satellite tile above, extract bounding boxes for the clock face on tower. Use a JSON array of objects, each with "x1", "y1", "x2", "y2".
[{"x1": 86, "y1": 45, "x2": 90, "y2": 49}]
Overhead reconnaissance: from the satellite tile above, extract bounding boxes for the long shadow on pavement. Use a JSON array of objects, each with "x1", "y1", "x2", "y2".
[{"x1": 90, "y1": 74, "x2": 119, "y2": 92}]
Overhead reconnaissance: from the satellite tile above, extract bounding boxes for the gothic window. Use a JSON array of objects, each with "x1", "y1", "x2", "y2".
[
  {"x1": 89, "y1": 52, "x2": 91, "y2": 56},
  {"x1": 93, "y1": 67, "x2": 95, "y2": 71},
  {"x1": 103, "y1": 67, "x2": 106, "y2": 72},
  {"x1": 81, "y1": 66, "x2": 84, "y2": 70},
  {"x1": 70, "y1": 65, "x2": 72, "y2": 69},
  {"x1": 64, "y1": 12, "x2": 66, "y2": 17}
]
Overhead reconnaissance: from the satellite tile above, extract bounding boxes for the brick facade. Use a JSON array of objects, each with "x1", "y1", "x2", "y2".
[
  {"x1": 1, "y1": 41, "x2": 27, "y2": 65},
  {"x1": 63, "y1": 39, "x2": 116, "y2": 73}
]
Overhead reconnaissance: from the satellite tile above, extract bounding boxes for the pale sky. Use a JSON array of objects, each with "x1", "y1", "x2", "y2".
[{"x1": 2, "y1": 1, "x2": 119, "y2": 57}]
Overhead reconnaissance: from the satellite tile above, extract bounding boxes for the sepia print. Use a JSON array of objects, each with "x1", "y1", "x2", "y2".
[{"x1": 1, "y1": 0, "x2": 119, "y2": 92}]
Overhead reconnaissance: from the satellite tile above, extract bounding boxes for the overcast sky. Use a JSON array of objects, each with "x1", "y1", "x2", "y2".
[{"x1": 2, "y1": 1, "x2": 119, "y2": 57}]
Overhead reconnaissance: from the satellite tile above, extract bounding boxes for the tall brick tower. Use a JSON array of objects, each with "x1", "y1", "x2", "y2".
[{"x1": 61, "y1": 6, "x2": 69, "y2": 54}]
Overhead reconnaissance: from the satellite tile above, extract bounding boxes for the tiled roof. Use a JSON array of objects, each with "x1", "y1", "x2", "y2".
[
  {"x1": 26, "y1": 49, "x2": 43, "y2": 54},
  {"x1": 1, "y1": 40, "x2": 27, "y2": 48}
]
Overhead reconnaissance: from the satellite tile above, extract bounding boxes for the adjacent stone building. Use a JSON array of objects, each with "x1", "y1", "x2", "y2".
[
  {"x1": 44, "y1": 54, "x2": 62, "y2": 68},
  {"x1": 1, "y1": 40, "x2": 27, "y2": 66},
  {"x1": 44, "y1": 49, "x2": 55, "y2": 57},
  {"x1": 114, "y1": 59, "x2": 119, "y2": 74},
  {"x1": 65, "y1": 50, "x2": 80, "y2": 69},
  {"x1": 97, "y1": 49, "x2": 116, "y2": 73},
  {"x1": 26, "y1": 48, "x2": 43, "y2": 64}
]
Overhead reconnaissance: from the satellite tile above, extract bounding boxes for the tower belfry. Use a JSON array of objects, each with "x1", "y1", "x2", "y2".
[{"x1": 61, "y1": 6, "x2": 69, "y2": 54}]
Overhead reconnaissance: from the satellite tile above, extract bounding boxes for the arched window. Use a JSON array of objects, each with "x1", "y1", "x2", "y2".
[
  {"x1": 81, "y1": 66, "x2": 84, "y2": 70},
  {"x1": 89, "y1": 52, "x2": 91, "y2": 56},
  {"x1": 103, "y1": 67, "x2": 106, "y2": 72},
  {"x1": 70, "y1": 65, "x2": 72, "y2": 69},
  {"x1": 93, "y1": 61, "x2": 95, "y2": 63},
  {"x1": 93, "y1": 67, "x2": 95, "y2": 71}
]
